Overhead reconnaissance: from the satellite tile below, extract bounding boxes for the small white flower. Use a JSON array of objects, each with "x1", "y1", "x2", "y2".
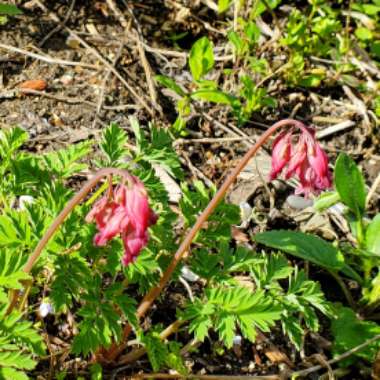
[
  {"x1": 233, "y1": 335, "x2": 242, "y2": 346},
  {"x1": 286, "y1": 195, "x2": 313, "y2": 210},
  {"x1": 39, "y1": 302, "x2": 54, "y2": 318},
  {"x1": 19, "y1": 195, "x2": 35, "y2": 210},
  {"x1": 181, "y1": 266, "x2": 199, "y2": 282}
]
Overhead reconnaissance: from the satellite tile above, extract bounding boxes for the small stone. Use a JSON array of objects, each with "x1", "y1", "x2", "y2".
[
  {"x1": 286, "y1": 195, "x2": 313, "y2": 210},
  {"x1": 60, "y1": 74, "x2": 74, "y2": 86},
  {"x1": 181, "y1": 266, "x2": 199, "y2": 282},
  {"x1": 233, "y1": 335, "x2": 242, "y2": 345},
  {"x1": 39, "y1": 302, "x2": 54, "y2": 318},
  {"x1": 19, "y1": 195, "x2": 35, "y2": 210}
]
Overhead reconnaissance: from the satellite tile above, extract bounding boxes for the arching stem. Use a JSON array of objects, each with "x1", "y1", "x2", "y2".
[
  {"x1": 103, "y1": 119, "x2": 306, "y2": 361},
  {"x1": 7, "y1": 168, "x2": 133, "y2": 315}
]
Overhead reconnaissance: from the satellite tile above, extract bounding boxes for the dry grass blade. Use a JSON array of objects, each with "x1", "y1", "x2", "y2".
[{"x1": 0, "y1": 42, "x2": 98, "y2": 69}]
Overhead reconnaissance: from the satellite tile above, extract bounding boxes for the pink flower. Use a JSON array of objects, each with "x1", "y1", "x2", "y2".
[
  {"x1": 269, "y1": 126, "x2": 332, "y2": 197},
  {"x1": 86, "y1": 177, "x2": 157, "y2": 266},
  {"x1": 269, "y1": 131, "x2": 292, "y2": 180}
]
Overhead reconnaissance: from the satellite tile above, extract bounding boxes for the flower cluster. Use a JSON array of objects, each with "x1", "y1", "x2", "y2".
[
  {"x1": 270, "y1": 126, "x2": 331, "y2": 197},
  {"x1": 86, "y1": 177, "x2": 157, "y2": 266}
]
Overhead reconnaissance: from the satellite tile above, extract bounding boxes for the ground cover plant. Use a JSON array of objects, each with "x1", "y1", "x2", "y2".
[{"x1": 0, "y1": 0, "x2": 379, "y2": 379}]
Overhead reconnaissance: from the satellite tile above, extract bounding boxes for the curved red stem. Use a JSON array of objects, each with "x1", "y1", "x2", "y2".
[
  {"x1": 104, "y1": 119, "x2": 306, "y2": 362},
  {"x1": 7, "y1": 168, "x2": 133, "y2": 314}
]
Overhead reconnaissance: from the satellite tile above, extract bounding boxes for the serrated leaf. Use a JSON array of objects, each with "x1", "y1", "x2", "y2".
[
  {"x1": 334, "y1": 153, "x2": 366, "y2": 218},
  {"x1": 217, "y1": 313, "x2": 236, "y2": 348},
  {"x1": 365, "y1": 214, "x2": 380, "y2": 256},
  {"x1": 0, "y1": 351, "x2": 35, "y2": 371},
  {"x1": 155, "y1": 75, "x2": 186, "y2": 96},
  {"x1": 51, "y1": 253, "x2": 91, "y2": 311},
  {"x1": 0, "y1": 367, "x2": 29, "y2": 380},
  {"x1": 42, "y1": 141, "x2": 90, "y2": 178},
  {"x1": 0, "y1": 127, "x2": 28, "y2": 159},
  {"x1": 0, "y1": 216, "x2": 18, "y2": 246},
  {"x1": 0, "y1": 271, "x2": 30, "y2": 290},
  {"x1": 141, "y1": 332, "x2": 167, "y2": 372},
  {"x1": 282, "y1": 316, "x2": 303, "y2": 350},
  {"x1": 99, "y1": 123, "x2": 128, "y2": 166},
  {"x1": 130, "y1": 117, "x2": 183, "y2": 179},
  {"x1": 73, "y1": 300, "x2": 122, "y2": 356},
  {"x1": 189, "y1": 37, "x2": 214, "y2": 81},
  {"x1": 255, "y1": 230, "x2": 345, "y2": 270},
  {"x1": 166, "y1": 342, "x2": 188, "y2": 375}
]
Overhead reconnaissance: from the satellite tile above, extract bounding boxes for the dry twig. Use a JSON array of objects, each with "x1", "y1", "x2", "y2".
[
  {"x1": 34, "y1": 0, "x2": 154, "y2": 116},
  {"x1": 0, "y1": 42, "x2": 97, "y2": 69},
  {"x1": 291, "y1": 333, "x2": 380, "y2": 378}
]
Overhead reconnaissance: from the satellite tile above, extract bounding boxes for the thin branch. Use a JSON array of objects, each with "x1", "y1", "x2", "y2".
[
  {"x1": 291, "y1": 333, "x2": 380, "y2": 378},
  {"x1": 366, "y1": 170, "x2": 380, "y2": 207},
  {"x1": 34, "y1": 0, "x2": 154, "y2": 116},
  {"x1": 92, "y1": 43, "x2": 124, "y2": 128},
  {"x1": 0, "y1": 42, "x2": 97, "y2": 69},
  {"x1": 38, "y1": 0, "x2": 76, "y2": 47}
]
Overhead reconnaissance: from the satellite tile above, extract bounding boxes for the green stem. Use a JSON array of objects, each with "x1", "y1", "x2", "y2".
[{"x1": 329, "y1": 269, "x2": 356, "y2": 310}]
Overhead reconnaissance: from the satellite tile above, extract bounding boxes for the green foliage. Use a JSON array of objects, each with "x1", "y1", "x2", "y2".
[
  {"x1": 314, "y1": 191, "x2": 340, "y2": 212},
  {"x1": 0, "y1": 306, "x2": 45, "y2": 380},
  {"x1": 190, "y1": 243, "x2": 263, "y2": 283},
  {"x1": 139, "y1": 329, "x2": 187, "y2": 374},
  {"x1": 72, "y1": 276, "x2": 138, "y2": 356},
  {"x1": 155, "y1": 75, "x2": 186, "y2": 97},
  {"x1": 250, "y1": 254, "x2": 332, "y2": 349},
  {"x1": 227, "y1": 21, "x2": 261, "y2": 57},
  {"x1": 365, "y1": 214, "x2": 380, "y2": 256},
  {"x1": 189, "y1": 37, "x2": 215, "y2": 81},
  {"x1": 0, "y1": 4, "x2": 22, "y2": 15},
  {"x1": 191, "y1": 89, "x2": 237, "y2": 105},
  {"x1": 131, "y1": 117, "x2": 183, "y2": 178},
  {"x1": 41, "y1": 141, "x2": 91, "y2": 179},
  {"x1": 184, "y1": 285, "x2": 281, "y2": 347},
  {"x1": 236, "y1": 75, "x2": 276, "y2": 123},
  {"x1": 0, "y1": 250, "x2": 29, "y2": 290},
  {"x1": 0, "y1": 3, "x2": 22, "y2": 24},
  {"x1": 334, "y1": 153, "x2": 367, "y2": 218},
  {"x1": 331, "y1": 306, "x2": 380, "y2": 364},
  {"x1": 255, "y1": 230, "x2": 345, "y2": 271},
  {"x1": 250, "y1": 0, "x2": 282, "y2": 18},
  {"x1": 180, "y1": 181, "x2": 240, "y2": 245},
  {"x1": 99, "y1": 122, "x2": 128, "y2": 166},
  {"x1": 218, "y1": 0, "x2": 232, "y2": 13},
  {"x1": 50, "y1": 252, "x2": 91, "y2": 312}
]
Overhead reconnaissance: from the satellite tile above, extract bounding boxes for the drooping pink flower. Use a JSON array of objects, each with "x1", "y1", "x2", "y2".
[
  {"x1": 86, "y1": 177, "x2": 157, "y2": 266},
  {"x1": 269, "y1": 125, "x2": 332, "y2": 197},
  {"x1": 269, "y1": 131, "x2": 292, "y2": 180}
]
